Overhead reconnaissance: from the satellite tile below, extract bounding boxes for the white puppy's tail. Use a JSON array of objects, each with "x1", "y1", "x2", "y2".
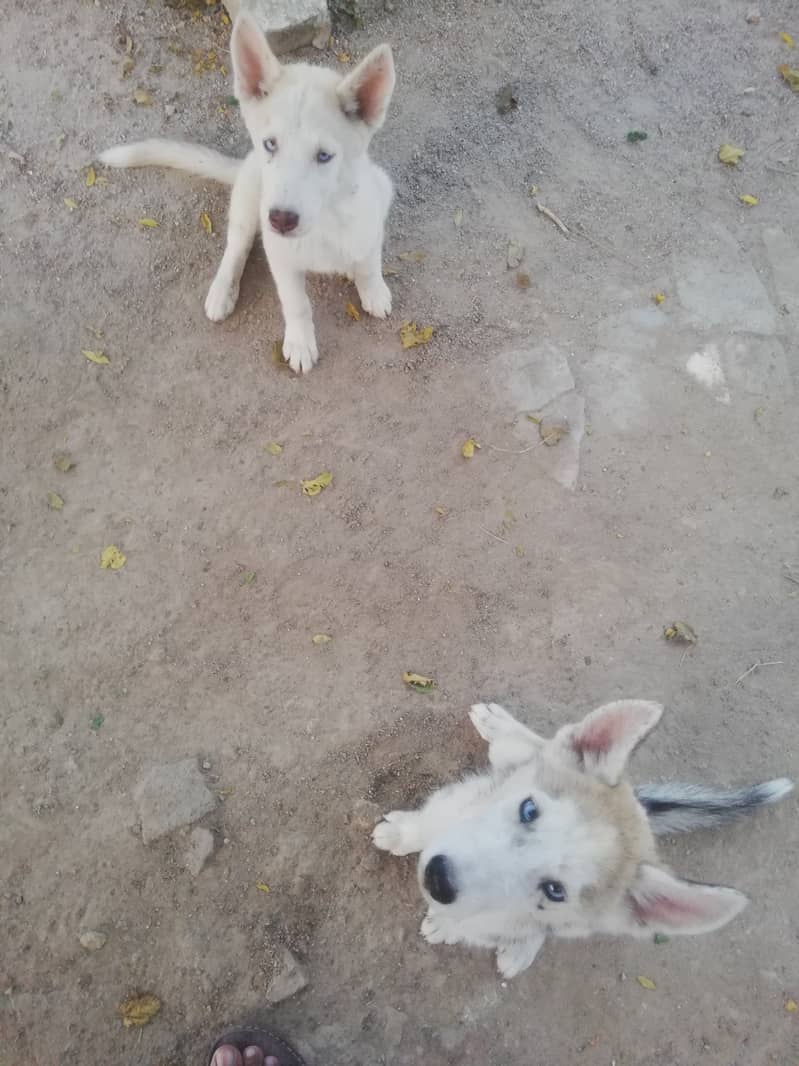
[
  {"x1": 100, "y1": 139, "x2": 241, "y2": 185},
  {"x1": 636, "y1": 778, "x2": 794, "y2": 834}
]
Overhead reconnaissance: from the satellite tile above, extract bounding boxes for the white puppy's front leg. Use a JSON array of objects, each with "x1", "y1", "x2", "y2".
[
  {"x1": 353, "y1": 242, "x2": 391, "y2": 319},
  {"x1": 269, "y1": 261, "x2": 318, "y2": 374},
  {"x1": 496, "y1": 933, "x2": 546, "y2": 978},
  {"x1": 372, "y1": 809, "x2": 429, "y2": 856},
  {"x1": 205, "y1": 154, "x2": 260, "y2": 322},
  {"x1": 469, "y1": 703, "x2": 544, "y2": 771}
]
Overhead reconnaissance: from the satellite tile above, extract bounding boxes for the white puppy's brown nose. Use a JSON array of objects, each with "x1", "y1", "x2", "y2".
[
  {"x1": 268, "y1": 208, "x2": 299, "y2": 235},
  {"x1": 424, "y1": 854, "x2": 457, "y2": 904}
]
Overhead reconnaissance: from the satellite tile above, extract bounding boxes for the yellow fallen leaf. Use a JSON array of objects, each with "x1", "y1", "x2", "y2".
[
  {"x1": 515, "y1": 271, "x2": 531, "y2": 289},
  {"x1": 718, "y1": 143, "x2": 745, "y2": 166},
  {"x1": 85, "y1": 165, "x2": 96, "y2": 187},
  {"x1": 100, "y1": 545, "x2": 126, "y2": 570},
  {"x1": 220, "y1": 11, "x2": 231, "y2": 25},
  {"x1": 240, "y1": 571, "x2": 256, "y2": 586},
  {"x1": 453, "y1": 207, "x2": 463, "y2": 226},
  {"x1": 133, "y1": 88, "x2": 152, "y2": 106},
  {"x1": 739, "y1": 194, "x2": 759, "y2": 206},
  {"x1": 255, "y1": 882, "x2": 270, "y2": 892},
  {"x1": 663, "y1": 621, "x2": 697, "y2": 644},
  {"x1": 82, "y1": 349, "x2": 110, "y2": 365},
  {"x1": 47, "y1": 491, "x2": 64, "y2": 511},
  {"x1": 200, "y1": 211, "x2": 213, "y2": 235},
  {"x1": 216, "y1": 788, "x2": 234, "y2": 798},
  {"x1": 652, "y1": 292, "x2": 666, "y2": 305},
  {"x1": 64, "y1": 197, "x2": 78, "y2": 210},
  {"x1": 122, "y1": 57, "x2": 135, "y2": 78},
  {"x1": 345, "y1": 301, "x2": 361, "y2": 321},
  {"x1": 778, "y1": 65, "x2": 799, "y2": 90},
  {"x1": 785, "y1": 999, "x2": 798, "y2": 1012},
  {"x1": 514, "y1": 545, "x2": 525, "y2": 557},
  {"x1": 399, "y1": 321, "x2": 434, "y2": 349},
  {"x1": 403, "y1": 671, "x2": 436, "y2": 691},
  {"x1": 54, "y1": 452, "x2": 75, "y2": 472},
  {"x1": 336, "y1": 51, "x2": 352, "y2": 63},
  {"x1": 301, "y1": 471, "x2": 333, "y2": 497},
  {"x1": 528, "y1": 184, "x2": 539, "y2": 196},
  {"x1": 312, "y1": 633, "x2": 332, "y2": 644},
  {"x1": 435, "y1": 506, "x2": 449, "y2": 517},
  {"x1": 265, "y1": 442, "x2": 283, "y2": 456},
  {"x1": 462, "y1": 438, "x2": 481, "y2": 458},
  {"x1": 779, "y1": 31, "x2": 794, "y2": 47},
  {"x1": 118, "y1": 992, "x2": 161, "y2": 1028},
  {"x1": 397, "y1": 250, "x2": 427, "y2": 263},
  {"x1": 138, "y1": 218, "x2": 159, "y2": 228},
  {"x1": 636, "y1": 976, "x2": 656, "y2": 991}
]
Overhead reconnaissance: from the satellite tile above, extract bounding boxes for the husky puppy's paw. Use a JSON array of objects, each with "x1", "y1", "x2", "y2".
[
  {"x1": 372, "y1": 810, "x2": 422, "y2": 855},
  {"x1": 358, "y1": 277, "x2": 392, "y2": 318},
  {"x1": 420, "y1": 912, "x2": 453, "y2": 945},
  {"x1": 469, "y1": 702, "x2": 516, "y2": 742},
  {"x1": 205, "y1": 275, "x2": 240, "y2": 321},
  {"x1": 495, "y1": 935, "x2": 545, "y2": 979},
  {"x1": 282, "y1": 329, "x2": 319, "y2": 374}
]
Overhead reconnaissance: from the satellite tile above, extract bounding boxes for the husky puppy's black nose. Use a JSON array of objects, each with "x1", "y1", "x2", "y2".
[
  {"x1": 268, "y1": 209, "x2": 299, "y2": 234},
  {"x1": 424, "y1": 854, "x2": 457, "y2": 904}
]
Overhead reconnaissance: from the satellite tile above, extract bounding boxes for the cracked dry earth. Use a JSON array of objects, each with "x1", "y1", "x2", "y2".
[{"x1": 1, "y1": 0, "x2": 798, "y2": 1064}]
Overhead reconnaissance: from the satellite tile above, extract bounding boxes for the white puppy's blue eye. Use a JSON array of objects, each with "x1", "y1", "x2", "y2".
[
  {"x1": 519, "y1": 797, "x2": 539, "y2": 823},
  {"x1": 264, "y1": 137, "x2": 278, "y2": 153},
  {"x1": 540, "y1": 879, "x2": 567, "y2": 903},
  {"x1": 316, "y1": 150, "x2": 333, "y2": 164}
]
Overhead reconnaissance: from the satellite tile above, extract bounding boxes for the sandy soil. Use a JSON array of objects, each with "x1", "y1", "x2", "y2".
[{"x1": 2, "y1": 0, "x2": 798, "y2": 1063}]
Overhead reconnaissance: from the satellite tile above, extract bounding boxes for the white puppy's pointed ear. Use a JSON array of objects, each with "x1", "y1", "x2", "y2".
[
  {"x1": 231, "y1": 13, "x2": 282, "y2": 101},
  {"x1": 555, "y1": 700, "x2": 663, "y2": 785},
  {"x1": 623, "y1": 864, "x2": 748, "y2": 936},
  {"x1": 337, "y1": 44, "x2": 395, "y2": 129}
]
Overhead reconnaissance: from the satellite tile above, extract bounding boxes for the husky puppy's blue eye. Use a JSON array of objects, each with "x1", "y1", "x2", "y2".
[
  {"x1": 264, "y1": 137, "x2": 278, "y2": 153},
  {"x1": 540, "y1": 879, "x2": 567, "y2": 903},
  {"x1": 519, "y1": 797, "x2": 539, "y2": 823},
  {"x1": 316, "y1": 149, "x2": 333, "y2": 164}
]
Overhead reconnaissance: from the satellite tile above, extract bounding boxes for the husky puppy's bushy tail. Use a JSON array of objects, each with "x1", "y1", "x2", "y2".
[{"x1": 636, "y1": 778, "x2": 794, "y2": 834}]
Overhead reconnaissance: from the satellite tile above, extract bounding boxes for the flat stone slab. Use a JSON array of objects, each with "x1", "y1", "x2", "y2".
[
  {"x1": 223, "y1": 0, "x2": 331, "y2": 54},
  {"x1": 134, "y1": 759, "x2": 217, "y2": 844},
  {"x1": 266, "y1": 946, "x2": 309, "y2": 1004},
  {"x1": 675, "y1": 255, "x2": 776, "y2": 334}
]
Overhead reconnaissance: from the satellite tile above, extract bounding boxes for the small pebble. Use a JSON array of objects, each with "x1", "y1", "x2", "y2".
[{"x1": 79, "y1": 929, "x2": 107, "y2": 952}]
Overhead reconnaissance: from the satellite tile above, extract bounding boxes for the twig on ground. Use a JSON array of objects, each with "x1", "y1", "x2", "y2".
[
  {"x1": 782, "y1": 564, "x2": 799, "y2": 587},
  {"x1": 535, "y1": 201, "x2": 570, "y2": 235},
  {"x1": 487, "y1": 431, "x2": 561, "y2": 454},
  {"x1": 479, "y1": 525, "x2": 509, "y2": 544},
  {"x1": 735, "y1": 660, "x2": 783, "y2": 685}
]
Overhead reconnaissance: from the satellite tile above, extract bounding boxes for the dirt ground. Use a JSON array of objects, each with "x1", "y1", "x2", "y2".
[{"x1": 2, "y1": 0, "x2": 798, "y2": 1063}]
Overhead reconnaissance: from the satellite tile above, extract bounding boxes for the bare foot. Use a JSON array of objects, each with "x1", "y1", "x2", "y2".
[{"x1": 211, "y1": 1046, "x2": 280, "y2": 1066}]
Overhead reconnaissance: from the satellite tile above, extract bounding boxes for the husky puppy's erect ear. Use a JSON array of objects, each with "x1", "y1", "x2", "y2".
[
  {"x1": 553, "y1": 699, "x2": 663, "y2": 786},
  {"x1": 337, "y1": 45, "x2": 396, "y2": 129},
  {"x1": 622, "y1": 863, "x2": 748, "y2": 936},
  {"x1": 231, "y1": 13, "x2": 282, "y2": 102}
]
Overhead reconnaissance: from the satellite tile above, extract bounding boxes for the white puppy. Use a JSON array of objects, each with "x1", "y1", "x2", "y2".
[{"x1": 101, "y1": 14, "x2": 396, "y2": 373}]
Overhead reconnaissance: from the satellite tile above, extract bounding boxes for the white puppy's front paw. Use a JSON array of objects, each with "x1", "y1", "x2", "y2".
[
  {"x1": 358, "y1": 278, "x2": 392, "y2": 319},
  {"x1": 420, "y1": 912, "x2": 452, "y2": 945},
  {"x1": 469, "y1": 702, "x2": 515, "y2": 742},
  {"x1": 496, "y1": 937, "x2": 544, "y2": 979},
  {"x1": 372, "y1": 810, "x2": 422, "y2": 856},
  {"x1": 282, "y1": 330, "x2": 319, "y2": 375},
  {"x1": 205, "y1": 275, "x2": 239, "y2": 322}
]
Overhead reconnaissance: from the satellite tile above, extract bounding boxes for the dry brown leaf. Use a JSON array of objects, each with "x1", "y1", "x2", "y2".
[
  {"x1": 312, "y1": 633, "x2": 332, "y2": 645},
  {"x1": 399, "y1": 321, "x2": 434, "y2": 349},
  {"x1": 435, "y1": 506, "x2": 449, "y2": 517},
  {"x1": 47, "y1": 491, "x2": 65, "y2": 511},
  {"x1": 100, "y1": 545, "x2": 126, "y2": 571},
  {"x1": 345, "y1": 301, "x2": 361, "y2": 321},
  {"x1": 54, "y1": 452, "x2": 75, "y2": 473},
  {"x1": 636, "y1": 976, "x2": 656, "y2": 991},
  {"x1": 133, "y1": 88, "x2": 152, "y2": 106},
  {"x1": 200, "y1": 211, "x2": 213, "y2": 235},
  {"x1": 539, "y1": 417, "x2": 570, "y2": 446},
  {"x1": 301, "y1": 471, "x2": 333, "y2": 497},
  {"x1": 397, "y1": 250, "x2": 427, "y2": 263},
  {"x1": 718, "y1": 143, "x2": 745, "y2": 166},
  {"x1": 122, "y1": 57, "x2": 135, "y2": 78},
  {"x1": 506, "y1": 238, "x2": 524, "y2": 269},
  {"x1": 403, "y1": 671, "x2": 436, "y2": 691},
  {"x1": 240, "y1": 570, "x2": 256, "y2": 586},
  {"x1": 118, "y1": 992, "x2": 161, "y2": 1028},
  {"x1": 663, "y1": 621, "x2": 697, "y2": 644},
  {"x1": 138, "y1": 218, "x2": 159, "y2": 228},
  {"x1": 778, "y1": 64, "x2": 799, "y2": 90},
  {"x1": 462, "y1": 438, "x2": 481, "y2": 458},
  {"x1": 82, "y1": 349, "x2": 110, "y2": 365},
  {"x1": 515, "y1": 271, "x2": 531, "y2": 289}
]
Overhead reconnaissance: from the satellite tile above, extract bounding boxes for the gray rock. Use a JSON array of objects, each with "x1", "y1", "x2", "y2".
[
  {"x1": 79, "y1": 929, "x2": 107, "y2": 951},
  {"x1": 223, "y1": 0, "x2": 331, "y2": 55},
  {"x1": 134, "y1": 759, "x2": 217, "y2": 844},
  {"x1": 265, "y1": 946, "x2": 309, "y2": 1004},
  {"x1": 183, "y1": 826, "x2": 215, "y2": 876}
]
